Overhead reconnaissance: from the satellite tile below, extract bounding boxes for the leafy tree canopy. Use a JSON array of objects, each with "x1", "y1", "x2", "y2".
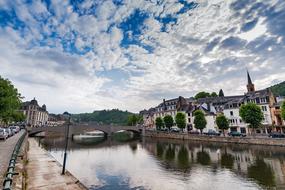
[
  {"x1": 127, "y1": 114, "x2": 142, "y2": 126},
  {"x1": 216, "y1": 114, "x2": 229, "y2": 134},
  {"x1": 194, "y1": 110, "x2": 207, "y2": 133},
  {"x1": 155, "y1": 117, "x2": 164, "y2": 130},
  {"x1": 175, "y1": 112, "x2": 186, "y2": 130},
  {"x1": 163, "y1": 115, "x2": 174, "y2": 130},
  {"x1": 269, "y1": 81, "x2": 285, "y2": 96},
  {"x1": 72, "y1": 109, "x2": 137, "y2": 126},
  {"x1": 194, "y1": 91, "x2": 218, "y2": 99},
  {"x1": 0, "y1": 76, "x2": 24, "y2": 124},
  {"x1": 239, "y1": 103, "x2": 264, "y2": 129}
]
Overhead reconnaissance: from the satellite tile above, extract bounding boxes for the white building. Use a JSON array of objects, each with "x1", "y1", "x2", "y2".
[{"x1": 21, "y1": 98, "x2": 49, "y2": 127}]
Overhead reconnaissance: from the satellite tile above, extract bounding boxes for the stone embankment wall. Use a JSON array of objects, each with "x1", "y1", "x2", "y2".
[{"x1": 144, "y1": 131, "x2": 285, "y2": 146}]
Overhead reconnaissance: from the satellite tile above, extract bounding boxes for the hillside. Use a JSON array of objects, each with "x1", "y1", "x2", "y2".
[
  {"x1": 269, "y1": 81, "x2": 285, "y2": 96},
  {"x1": 71, "y1": 109, "x2": 135, "y2": 125}
]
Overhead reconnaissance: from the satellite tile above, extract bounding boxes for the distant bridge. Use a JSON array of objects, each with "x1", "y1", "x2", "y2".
[{"x1": 27, "y1": 124, "x2": 143, "y2": 137}]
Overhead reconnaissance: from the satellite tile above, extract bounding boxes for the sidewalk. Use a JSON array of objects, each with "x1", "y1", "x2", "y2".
[{"x1": 26, "y1": 138, "x2": 87, "y2": 190}]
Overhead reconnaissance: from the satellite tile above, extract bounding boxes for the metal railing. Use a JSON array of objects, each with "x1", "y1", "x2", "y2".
[{"x1": 2, "y1": 130, "x2": 27, "y2": 190}]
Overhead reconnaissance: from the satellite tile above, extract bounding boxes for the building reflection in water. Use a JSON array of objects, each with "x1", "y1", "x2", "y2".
[
  {"x1": 145, "y1": 138, "x2": 285, "y2": 189},
  {"x1": 38, "y1": 136, "x2": 285, "y2": 189}
]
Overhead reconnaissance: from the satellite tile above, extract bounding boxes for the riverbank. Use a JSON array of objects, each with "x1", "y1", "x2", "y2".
[
  {"x1": 25, "y1": 138, "x2": 87, "y2": 190},
  {"x1": 145, "y1": 131, "x2": 285, "y2": 146}
]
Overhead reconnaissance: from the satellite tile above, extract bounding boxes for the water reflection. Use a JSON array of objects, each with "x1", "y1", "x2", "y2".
[{"x1": 38, "y1": 136, "x2": 285, "y2": 190}]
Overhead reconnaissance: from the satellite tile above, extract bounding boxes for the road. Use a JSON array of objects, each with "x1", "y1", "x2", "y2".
[{"x1": 0, "y1": 130, "x2": 24, "y2": 188}]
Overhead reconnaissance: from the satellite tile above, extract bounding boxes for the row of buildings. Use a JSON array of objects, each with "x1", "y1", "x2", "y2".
[
  {"x1": 140, "y1": 72, "x2": 285, "y2": 134},
  {"x1": 20, "y1": 98, "x2": 65, "y2": 127}
]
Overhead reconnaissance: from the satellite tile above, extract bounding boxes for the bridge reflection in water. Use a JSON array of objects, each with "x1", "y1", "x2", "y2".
[{"x1": 38, "y1": 136, "x2": 285, "y2": 190}]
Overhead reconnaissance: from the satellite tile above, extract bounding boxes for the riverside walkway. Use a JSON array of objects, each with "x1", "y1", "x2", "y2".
[{"x1": 26, "y1": 138, "x2": 87, "y2": 190}]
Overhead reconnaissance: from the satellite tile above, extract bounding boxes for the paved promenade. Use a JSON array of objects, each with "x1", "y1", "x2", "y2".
[
  {"x1": 0, "y1": 130, "x2": 25, "y2": 189},
  {"x1": 26, "y1": 138, "x2": 87, "y2": 190}
]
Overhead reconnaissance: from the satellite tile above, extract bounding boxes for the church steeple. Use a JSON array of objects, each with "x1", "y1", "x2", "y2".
[{"x1": 246, "y1": 70, "x2": 255, "y2": 92}]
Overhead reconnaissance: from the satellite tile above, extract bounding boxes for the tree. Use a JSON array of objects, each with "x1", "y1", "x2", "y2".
[
  {"x1": 216, "y1": 114, "x2": 229, "y2": 136},
  {"x1": 127, "y1": 114, "x2": 142, "y2": 126},
  {"x1": 0, "y1": 76, "x2": 23, "y2": 125},
  {"x1": 163, "y1": 115, "x2": 174, "y2": 130},
  {"x1": 194, "y1": 91, "x2": 211, "y2": 99},
  {"x1": 211, "y1": 92, "x2": 218, "y2": 97},
  {"x1": 194, "y1": 110, "x2": 207, "y2": 134},
  {"x1": 281, "y1": 101, "x2": 285, "y2": 121},
  {"x1": 175, "y1": 112, "x2": 186, "y2": 131},
  {"x1": 155, "y1": 117, "x2": 164, "y2": 130},
  {"x1": 219, "y1": 89, "x2": 224, "y2": 97},
  {"x1": 239, "y1": 103, "x2": 264, "y2": 133}
]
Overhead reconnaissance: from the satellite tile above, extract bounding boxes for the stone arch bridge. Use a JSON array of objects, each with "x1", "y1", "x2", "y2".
[{"x1": 27, "y1": 124, "x2": 143, "y2": 137}]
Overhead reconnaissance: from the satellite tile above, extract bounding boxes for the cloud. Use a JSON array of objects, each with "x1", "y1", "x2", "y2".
[{"x1": 0, "y1": 0, "x2": 285, "y2": 113}]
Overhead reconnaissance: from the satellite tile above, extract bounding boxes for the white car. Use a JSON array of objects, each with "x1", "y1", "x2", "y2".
[
  {"x1": 0, "y1": 128, "x2": 8, "y2": 140},
  {"x1": 10, "y1": 126, "x2": 20, "y2": 134}
]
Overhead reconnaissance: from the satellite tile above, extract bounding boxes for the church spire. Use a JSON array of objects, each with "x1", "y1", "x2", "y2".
[
  {"x1": 246, "y1": 70, "x2": 255, "y2": 92},
  {"x1": 247, "y1": 70, "x2": 253, "y2": 84}
]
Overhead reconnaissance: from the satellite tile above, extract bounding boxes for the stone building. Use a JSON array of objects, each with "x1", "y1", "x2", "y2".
[
  {"x1": 141, "y1": 71, "x2": 280, "y2": 134},
  {"x1": 21, "y1": 98, "x2": 48, "y2": 127}
]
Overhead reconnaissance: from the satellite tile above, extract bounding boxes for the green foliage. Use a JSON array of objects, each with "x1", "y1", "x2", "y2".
[
  {"x1": 194, "y1": 91, "x2": 211, "y2": 99},
  {"x1": 193, "y1": 110, "x2": 207, "y2": 133},
  {"x1": 0, "y1": 76, "x2": 24, "y2": 124},
  {"x1": 239, "y1": 103, "x2": 264, "y2": 129},
  {"x1": 72, "y1": 109, "x2": 136, "y2": 126},
  {"x1": 127, "y1": 114, "x2": 142, "y2": 126},
  {"x1": 175, "y1": 112, "x2": 186, "y2": 130},
  {"x1": 195, "y1": 91, "x2": 218, "y2": 99},
  {"x1": 269, "y1": 81, "x2": 285, "y2": 96},
  {"x1": 211, "y1": 92, "x2": 218, "y2": 97},
  {"x1": 219, "y1": 89, "x2": 224, "y2": 97},
  {"x1": 163, "y1": 115, "x2": 174, "y2": 130},
  {"x1": 216, "y1": 114, "x2": 229, "y2": 135},
  {"x1": 281, "y1": 101, "x2": 285, "y2": 121},
  {"x1": 155, "y1": 117, "x2": 164, "y2": 130}
]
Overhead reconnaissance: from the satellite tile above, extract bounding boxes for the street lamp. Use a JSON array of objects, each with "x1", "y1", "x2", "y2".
[{"x1": 62, "y1": 111, "x2": 71, "y2": 175}]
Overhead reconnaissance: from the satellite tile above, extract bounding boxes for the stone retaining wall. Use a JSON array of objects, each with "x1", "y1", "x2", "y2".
[{"x1": 144, "y1": 131, "x2": 285, "y2": 146}]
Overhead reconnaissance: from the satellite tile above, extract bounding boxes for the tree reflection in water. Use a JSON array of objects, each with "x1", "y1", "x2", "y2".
[
  {"x1": 177, "y1": 145, "x2": 190, "y2": 169},
  {"x1": 221, "y1": 153, "x2": 234, "y2": 169},
  {"x1": 156, "y1": 142, "x2": 164, "y2": 159},
  {"x1": 165, "y1": 145, "x2": 175, "y2": 162},
  {"x1": 248, "y1": 159, "x2": 276, "y2": 188},
  {"x1": 197, "y1": 150, "x2": 211, "y2": 166}
]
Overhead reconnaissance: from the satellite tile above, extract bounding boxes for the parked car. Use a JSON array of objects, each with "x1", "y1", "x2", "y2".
[
  {"x1": 170, "y1": 127, "x2": 180, "y2": 133},
  {"x1": 0, "y1": 128, "x2": 8, "y2": 140},
  {"x1": 228, "y1": 131, "x2": 246, "y2": 137},
  {"x1": 4, "y1": 128, "x2": 14, "y2": 137},
  {"x1": 204, "y1": 129, "x2": 221, "y2": 136},
  {"x1": 10, "y1": 126, "x2": 20, "y2": 134},
  {"x1": 159, "y1": 128, "x2": 168, "y2": 132},
  {"x1": 268, "y1": 132, "x2": 285, "y2": 138}
]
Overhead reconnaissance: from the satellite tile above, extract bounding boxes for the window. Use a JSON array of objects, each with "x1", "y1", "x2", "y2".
[
  {"x1": 262, "y1": 106, "x2": 267, "y2": 112},
  {"x1": 188, "y1": 118, "x2": 191, "y2": 123},
  {"x1": 230, "y1": 111, "x2": 233, "y2": 116}
]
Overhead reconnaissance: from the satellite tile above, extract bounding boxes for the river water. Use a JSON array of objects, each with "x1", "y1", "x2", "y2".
[{"x1": 38, "y1": 136, "x2": 285, "y2": 190}]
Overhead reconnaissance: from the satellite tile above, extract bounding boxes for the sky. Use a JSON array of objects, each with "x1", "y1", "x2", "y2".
[{"x1": 0, "y1": 0, "x2": 285, "y2": 114}]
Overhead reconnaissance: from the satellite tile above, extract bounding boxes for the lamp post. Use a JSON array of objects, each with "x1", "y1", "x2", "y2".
[{"x1": 62, "y1": 111, "x2": 71, "y2": 175}]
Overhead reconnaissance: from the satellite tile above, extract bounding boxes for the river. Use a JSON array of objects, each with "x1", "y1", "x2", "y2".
[{"x1": 37, "y1": 135, "x2": 285, "y2": 190}]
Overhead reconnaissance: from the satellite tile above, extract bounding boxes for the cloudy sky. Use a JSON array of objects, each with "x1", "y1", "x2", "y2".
[{"x1": 0, "y1": 0, "x2": 285, "y2": 113}]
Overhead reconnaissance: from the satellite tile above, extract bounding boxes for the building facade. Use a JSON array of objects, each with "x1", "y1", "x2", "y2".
[
  {"x1": 141, "y1": 71, "x2": 282, "y2": 134},
  {"x1": 21, "y1": 98, "x2": 48, "y2": 127}
]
